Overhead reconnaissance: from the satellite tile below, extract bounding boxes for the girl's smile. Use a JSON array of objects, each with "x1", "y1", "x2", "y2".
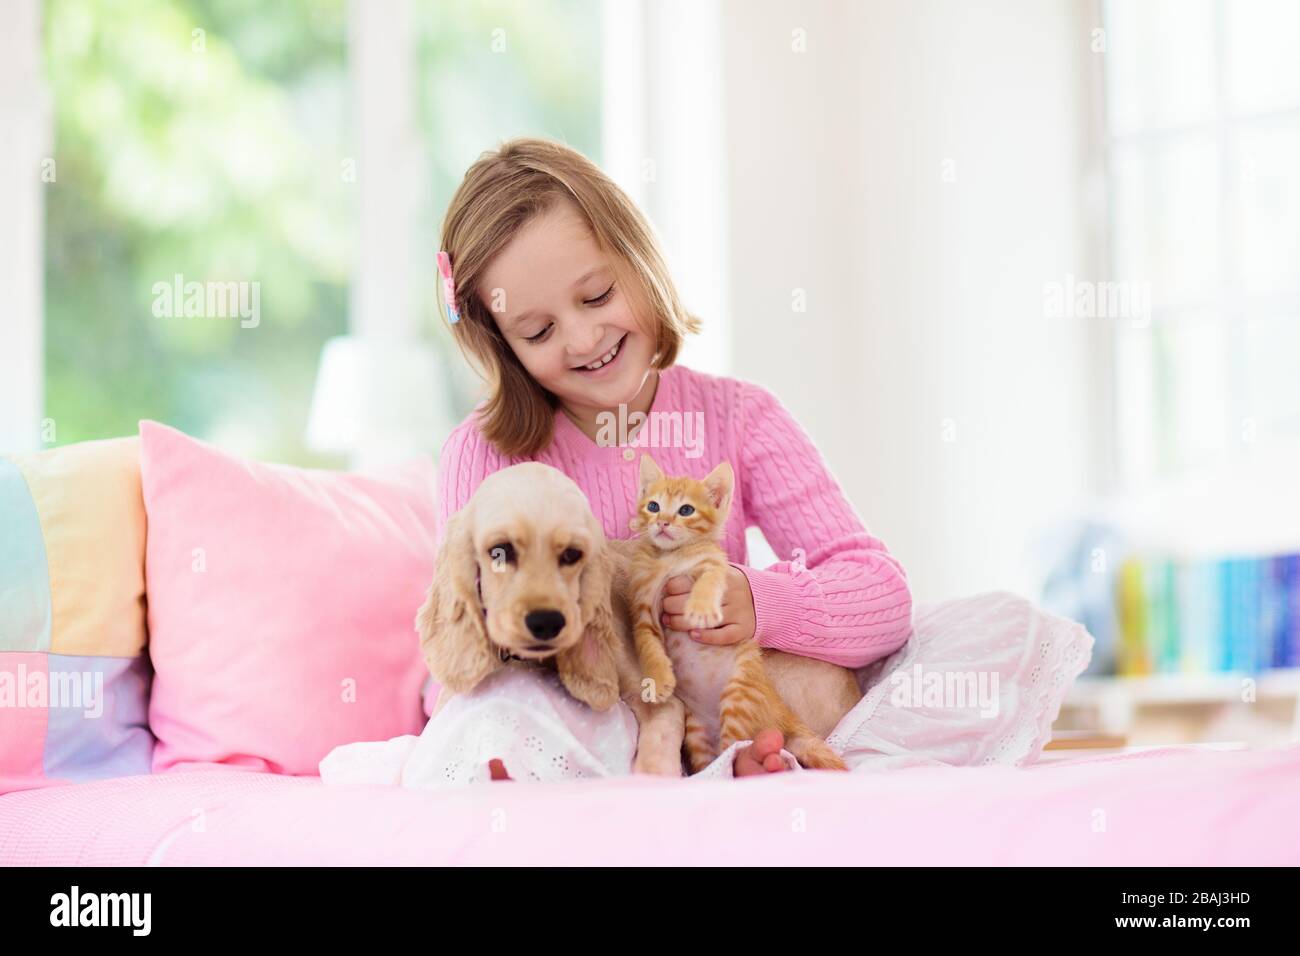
[{"x1": 571, "y1": 331, "x2": 627, "y2": 376}]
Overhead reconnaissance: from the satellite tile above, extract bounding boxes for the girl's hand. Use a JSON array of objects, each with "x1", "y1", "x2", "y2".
[{"x1": 660, "y1": 567, "x2": 756, "y2": 645}]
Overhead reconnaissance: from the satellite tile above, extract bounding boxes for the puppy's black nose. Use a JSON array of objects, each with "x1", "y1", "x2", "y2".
[{"x1": 524, "y1": 609, "x2": 566, "y2": 641}]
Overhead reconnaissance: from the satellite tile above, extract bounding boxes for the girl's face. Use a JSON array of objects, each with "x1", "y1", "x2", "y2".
[{"x1": 476, "y1": 199, "x2": 658, "y2": 415}]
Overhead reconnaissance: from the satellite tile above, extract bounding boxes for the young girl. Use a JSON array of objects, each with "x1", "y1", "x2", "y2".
[{"x1": 424, "y1": 137, "x2": 912, "y2": 781}]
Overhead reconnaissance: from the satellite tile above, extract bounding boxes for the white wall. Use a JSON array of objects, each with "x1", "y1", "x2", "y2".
[{"x1": 722, "y1": 0, "x2": 1103, "y2": 602}]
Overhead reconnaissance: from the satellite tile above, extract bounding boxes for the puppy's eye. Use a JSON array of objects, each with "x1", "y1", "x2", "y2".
[
  {"x1": 489, "y1": 542, "x2": 516, "y2": 564},
  {"x1": 678, "y1": 505, "x2": 695, "y2": 516},
  {"x1": 646, "y1": 501, "x2": 660, "y2": 513},
  {"x1": 559, "y1": 548, "x2": 583, "y2": 566}
]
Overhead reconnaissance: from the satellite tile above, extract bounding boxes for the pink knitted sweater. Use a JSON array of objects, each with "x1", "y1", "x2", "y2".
[{"x1": 436, "y1": 363, "x2": 913, "y2": 669}]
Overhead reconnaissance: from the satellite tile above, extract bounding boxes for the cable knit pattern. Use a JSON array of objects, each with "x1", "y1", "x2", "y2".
[{"x1": 435, "y1": 364, "x2": 913, "y2": 668}]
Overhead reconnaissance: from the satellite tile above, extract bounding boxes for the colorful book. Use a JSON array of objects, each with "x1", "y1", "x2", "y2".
[
  {"x1": 1146, "y1": 558, "x2": 1179, "y2": 673},
  {"x1": 1116, "y1": 557, "x2": 1150, "y2": 676},
  {"x1": 1262, "y1": 557, "x2": 1288, "y2": 669},
  {"x1": 1177, "y1": 558, "x2": 1214, "y2": 674},
  {"x1": 1282, "y1": 555, "x2": 1300, "y2": 668},
  {"x1": 1240, "y1": 558, "x2": 1262, "y2": 673}
]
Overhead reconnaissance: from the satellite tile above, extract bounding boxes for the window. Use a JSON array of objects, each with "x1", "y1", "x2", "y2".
[
  {"x1": 1104, "y1": 0, "x2": 1300, "y2": 488},
  {"x1": 44, "y1": 0, "x2": 353, "y2": 463},
  {"x1": 42, "y1": 0, "x2": 601, "y2": 464}
]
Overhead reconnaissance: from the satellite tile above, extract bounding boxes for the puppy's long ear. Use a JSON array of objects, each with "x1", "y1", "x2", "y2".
[
  {"x1": 416, "y1": 506, "x2": 502, "y2": 694},
  {"x1": 556, "y1": 538, "x2": 621, "y2": 711}
]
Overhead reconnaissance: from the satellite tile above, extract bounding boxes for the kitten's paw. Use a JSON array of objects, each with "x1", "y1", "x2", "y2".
[
  {"x1": 642, "y1": 661, "x2": 676, "y2": 703},
  {"x1": 684, "y1": 593, "x2": 724, "y2": 629}
]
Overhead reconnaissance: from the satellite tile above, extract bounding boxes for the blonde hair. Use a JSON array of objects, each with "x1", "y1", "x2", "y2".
[{"x1": 438, "y1": 137, "x2": 701, "y2": 458}]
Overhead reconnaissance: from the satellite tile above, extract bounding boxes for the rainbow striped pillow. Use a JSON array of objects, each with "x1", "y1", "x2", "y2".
[{"x1": 0, "y1": 437, "x2": 153, "y2": 790}]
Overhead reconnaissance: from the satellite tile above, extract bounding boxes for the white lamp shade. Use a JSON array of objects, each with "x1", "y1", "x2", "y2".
[{"x1": 306, "y1": 335, "x2": 452, "y2": 465}]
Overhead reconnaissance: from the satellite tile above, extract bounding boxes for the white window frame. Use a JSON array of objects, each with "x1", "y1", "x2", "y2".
[
  {"x1": 0, "y1": 0, "x2": 46, "y2": 454},
  {"x1": 1103, "y1": 0, "x2": 1300, "y2": 492}
]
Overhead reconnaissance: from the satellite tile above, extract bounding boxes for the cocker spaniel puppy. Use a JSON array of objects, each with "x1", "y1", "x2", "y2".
[{"x1": 415, "y1": 462, "x2": 685, "y2": 776}]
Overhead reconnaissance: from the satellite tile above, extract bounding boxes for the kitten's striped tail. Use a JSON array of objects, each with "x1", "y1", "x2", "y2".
[{"x1": 785, "y1": 734, "x2": 849, "y2": 771}]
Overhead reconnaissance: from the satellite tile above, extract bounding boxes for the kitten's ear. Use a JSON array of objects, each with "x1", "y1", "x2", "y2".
[
  {"x1": 703, "y1": 460, "x2": 734, "y2": 515},
  {"x1": 638, "y1": 454, "x2": 663, "y2": 491}
]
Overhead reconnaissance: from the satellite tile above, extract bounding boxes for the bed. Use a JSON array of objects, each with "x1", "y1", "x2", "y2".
[{"x1": 4, "y1": 742, "x2": 1297, "y2": 866}]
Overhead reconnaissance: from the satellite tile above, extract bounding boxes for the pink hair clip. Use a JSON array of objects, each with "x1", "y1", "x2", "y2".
[{"x1": 437, "y1": 250, "x2": 461, "y2": 324}]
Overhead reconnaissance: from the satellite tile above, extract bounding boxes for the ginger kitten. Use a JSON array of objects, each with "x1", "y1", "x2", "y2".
[{"x1": 626, "y1": 454, "x2": 847, "y2": 772}]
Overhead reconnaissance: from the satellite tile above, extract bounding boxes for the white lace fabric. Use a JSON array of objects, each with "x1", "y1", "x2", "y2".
[
  {"x1": 404, "y1": 667, "x2": 639, "y2": 785},
  {"x1": 319, "y1": 592, "x2": 1092, "y2": 788},
  {"x1": 827, "y1": 590, "x2": 1094, "y2": 771}
]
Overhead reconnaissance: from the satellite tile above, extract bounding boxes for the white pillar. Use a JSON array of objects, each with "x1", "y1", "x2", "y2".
[
  {"x1": 602, "y1": 0, "x2": 730, "y2": 375},
  {"x1": 0, "y1": 0, "x2": 46, "y2": 453},
  {"x1": 348, "y1": 0, "x2": 420, "y2": 341},
  {"x1": 333, "y1": 0, "x2": 452, "y2": 470}
]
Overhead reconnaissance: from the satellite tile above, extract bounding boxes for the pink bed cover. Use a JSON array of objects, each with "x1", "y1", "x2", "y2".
[{"x1": 2, "y1": 743, "x2": 1297, "y2": 866}]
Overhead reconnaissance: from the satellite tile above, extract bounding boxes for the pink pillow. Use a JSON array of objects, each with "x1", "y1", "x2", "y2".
[{"x1": 139, "y1": 420, "x2": 436, "y2": 775}]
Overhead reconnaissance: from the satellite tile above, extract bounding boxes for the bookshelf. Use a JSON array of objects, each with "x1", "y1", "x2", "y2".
[{"x1": 1062, "y1": 669, "x2": 1300, "y2": 739}]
